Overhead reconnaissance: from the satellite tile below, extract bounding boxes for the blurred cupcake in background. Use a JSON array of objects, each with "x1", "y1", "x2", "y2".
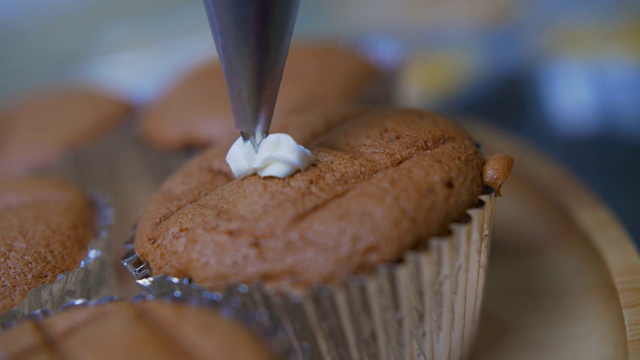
[
  {"x1": 0, "y1": 86, "x2": 131, "y2": 177},
  {"x1": 138, "y1": 43, "x2": 382, "y2": 150},
  {"x1": 0, "y1": 176, "x2": 112, "y2": 320},
  {"x1": 0, "y1": 296, "x2": 286, "y2": 360}
]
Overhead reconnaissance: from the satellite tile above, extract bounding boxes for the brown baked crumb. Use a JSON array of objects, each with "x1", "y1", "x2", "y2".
[{"x1": 482, "y1": 154, "x2": 514, "y2": 196}]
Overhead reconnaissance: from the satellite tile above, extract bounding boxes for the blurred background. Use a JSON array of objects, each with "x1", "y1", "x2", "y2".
[{"x1": 1, "y1": 0, "x2": 638, "y2": 243}]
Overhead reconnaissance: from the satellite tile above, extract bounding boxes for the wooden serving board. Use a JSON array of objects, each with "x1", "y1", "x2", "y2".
[{"x1": 463, "y1": 121, "x2": 640, "y2": 360}]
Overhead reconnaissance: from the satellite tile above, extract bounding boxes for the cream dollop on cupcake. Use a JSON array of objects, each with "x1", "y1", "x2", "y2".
[{"x1": 226, "y1": 134, "x2": 314, "y2": 179}]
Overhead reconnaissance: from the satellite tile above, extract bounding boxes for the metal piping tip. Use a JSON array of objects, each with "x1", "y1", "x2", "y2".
[
  {"x1": 241, "y1": 131, "x2": 266, "y2": 152},
  {"x1": 204, "y1": 0, "x2": 299, "y2": 153}
]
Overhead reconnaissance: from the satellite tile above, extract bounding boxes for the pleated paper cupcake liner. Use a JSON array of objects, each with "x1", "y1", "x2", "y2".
[
  {"x1": 0, "y1": 193, "x2": 114, "y2": 329},
  {"x1": 122, "y1": 187, "x2": 496, "y2": 360}
]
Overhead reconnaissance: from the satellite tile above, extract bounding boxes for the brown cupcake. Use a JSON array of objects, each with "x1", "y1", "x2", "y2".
[
  {"x1": 0, "y1": 300, "x2": 277, "y2": 360},
  {"x1": 0, "y1": 86, "x2": 131, "y2": 175},
  {"x1": 0, "y1": 176, "x2": 95, "y2": 313},
  {"x1": 134, "y1": 108, "x2": 512, "y2": 291},
  {"x1": 139, "y1": 43, "x2": 381, "y2": 150}
]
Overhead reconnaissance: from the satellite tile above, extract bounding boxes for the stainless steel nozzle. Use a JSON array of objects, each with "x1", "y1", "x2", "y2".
[{"x1": 203, "y1": 0, "x2": 300, "y2": 149}]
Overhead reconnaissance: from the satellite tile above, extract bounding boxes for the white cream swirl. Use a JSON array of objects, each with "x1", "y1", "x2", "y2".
[{"x1": 226, "y1": 133, "x2": 315, "y2": 179}]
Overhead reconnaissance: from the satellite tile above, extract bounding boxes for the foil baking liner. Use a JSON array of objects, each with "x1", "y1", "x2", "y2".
[
  {"x1": 0, "y1": 193, "x2": 114, "y2": 329},
  {"x1": 0, "y1": 292, "x2": 292, "y2": 358},
  {"x1": 122, "y1": 187, "x2": 496, "y2": 360},
  {"x1": 39, "y1": 117, "x2": 195, "y2": 297}
]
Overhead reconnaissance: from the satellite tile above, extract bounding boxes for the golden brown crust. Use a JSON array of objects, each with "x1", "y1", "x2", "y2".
[
  {"x1": 0, "y1": 86, "x2": 131, "y2": 175},
  {"x1": 0, "y1": 177, "x2": 95, "y2": 312},
  {"x1": 0, "y1": 301, "x2": 277, "y2": 360},
  {"x1": 138, "y1": 43, "x2": 380, "y2": 150},
  {"x1": 135, "y1": 109, "x2": 485, "y2": 290},
  {"x1": 482, "y1": 154, "x2": 514, "y2": 196}
]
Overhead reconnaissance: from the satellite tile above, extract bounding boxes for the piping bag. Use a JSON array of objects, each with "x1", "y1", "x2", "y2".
[{"x1": 203, "y1": 0, "x2": 300, "y2": 151}]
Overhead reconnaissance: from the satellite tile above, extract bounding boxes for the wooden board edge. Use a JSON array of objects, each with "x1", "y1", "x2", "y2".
[{"x1": 462, "y1": 120, "x2": 640, "y2": 359}]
